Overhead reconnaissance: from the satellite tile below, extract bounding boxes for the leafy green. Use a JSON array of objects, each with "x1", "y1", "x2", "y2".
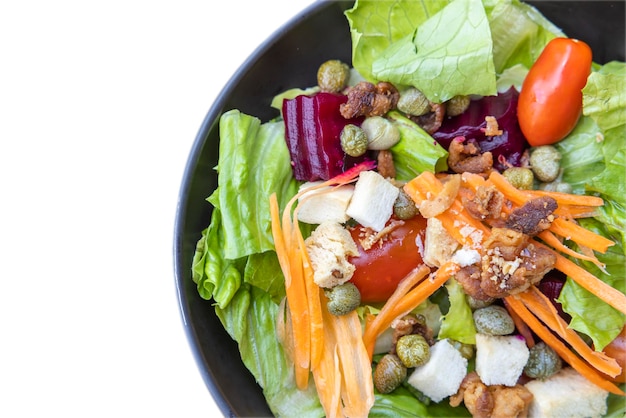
[
  {"x1": 370, "y1": 0, "x2": 496, "y2": 102},
  {"x1": 213, "y1": 110, "x2": 298, "y2": 260},
  {"x1": 438, "y1": 280, "x2": 476, "y2": 344},
  {"x1": 387, "y1": 111, "x2": 448, "y2": 180},
  {"x1": 345, "y1": 0, "x2": 448, "y2": 83},
  {"x1": 216, "y1": 285, "x2": 325, "y2": 417}
]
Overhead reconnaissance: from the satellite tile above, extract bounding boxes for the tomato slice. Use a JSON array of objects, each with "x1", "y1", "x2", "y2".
[{"x1": 348, "y1": 216, "x2": 428, "y2": 303}]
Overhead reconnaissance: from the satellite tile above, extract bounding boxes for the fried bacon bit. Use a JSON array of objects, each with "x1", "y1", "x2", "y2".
[
  {"x1": 340, "y1": 81, "x2": 399, "y2": 119},
  {"x1": 448, "y1": 137, "x2": 493, "y2": 175},
  {"x1": 450, "y1": 372, "x2": 533, "y2": 418},
  {"x1": 411, "y1": 102, "x2": 446, "y2": 134},
  {"x1": 418, "y1": 174, "x2": 461, "y2": 218},
  {"x1": 455, "y1": 228, "x2": 556, "y2": 300},
  {"x1": 483, "y1": 115, "x2": 503, "y2": 136},
  {"x1": 355, "y1": 219, "x2": 404, "y2": 251},
  {"x1": 376, "y1": 149, "x2": 396, "y2": 179},
  {"x1": 390, "y1": 314, "x2": 435, "y2": 352},
  {"x1": 505, "y1": 196, "x2": 558, "y2": 236},
  {"x1": 463, "y1": 184, "x2": 505, "y2": 221}
]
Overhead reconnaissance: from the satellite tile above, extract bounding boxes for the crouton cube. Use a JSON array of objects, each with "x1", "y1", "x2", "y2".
[
  {"x1": 346, "y1": 170, "x2": 399, "y2": 232},
  {"x1": 475, "y1": 333, "x2": 529, "y2": 386},
  {"x1": 525, "y1": 367, "x2": 609, "y2": 418},
  {"x1": 407, "y1": 339, "x2": 468, "y2": 403},
  {"x1": 296, "y1": 182, "x2": 354, "y2": 224}
]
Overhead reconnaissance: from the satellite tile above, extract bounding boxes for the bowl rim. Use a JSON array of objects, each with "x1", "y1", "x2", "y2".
[{"x1": 172, "y1": 1, "x2": 331, "y2": 415}]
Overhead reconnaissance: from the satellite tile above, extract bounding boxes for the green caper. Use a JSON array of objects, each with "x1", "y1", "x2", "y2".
[
  {"x1": 530, "y1": 146, "x2": 562, "y2": 182},
  {"x1": 446, "y1": 95, "x2": 471, "y2": 117},
  {"x1": 395, "y1": 334, "x2": 430, "y2": 368},
  {"x1": 448, "y1": 339, "x2": 475, "y2": 360},
  {"x1": 361, "y1": 116, "x2": 400, "y2": 150},
  {"x1": 324, "y1": 282, "x2": 361, "y2": 316},
  {"x1": 502, "y1": 167, "x2": 534, "y2": 190},
  {"x1": 373, "y1": 354, "x2": 407, "y2": 394},
  {"x1": 473, "y1": 305, "x2": 515, "y2": 336},
  {"x1": 397, "y1": 88, "x2": 430, "y2": 116},
  {"x1": 340, "y1": 124, "x2": 368, "y2": 157},
  {"x1": 317, "y1": 59, "x2": 350, "y2": 93},
  {"x1": 524, "y1": 341, "x2": 563, "y2": 380},
  {"x1": 393, "y1": 188, "x2": 418, "y2": 220}
]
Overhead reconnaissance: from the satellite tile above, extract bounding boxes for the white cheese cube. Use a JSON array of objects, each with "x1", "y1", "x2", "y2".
[
  {"x1": 345, "y1": 170, "x2": 399, "y2": 232},
  {"x1": 525, "y1": 367, "x2": 609, "y2": 418},
  {"x1": 407, "y1": 339, "x2": 468, "y2": 403},
  {"x1": 296, "y1": 182, "x2": 354, "y2": 224},
  {"x1": 475, "y1": 333, "x2": 529, "y2": 386}
]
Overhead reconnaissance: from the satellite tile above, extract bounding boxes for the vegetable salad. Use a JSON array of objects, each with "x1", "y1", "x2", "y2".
[{"x1": 191, "y1": 0, "x2": 625, "y2": 416}]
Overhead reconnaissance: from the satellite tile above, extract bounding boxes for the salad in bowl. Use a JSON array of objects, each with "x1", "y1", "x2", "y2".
[{"x1": 179, "y1": 0, "x2": 625, "y2": 416}]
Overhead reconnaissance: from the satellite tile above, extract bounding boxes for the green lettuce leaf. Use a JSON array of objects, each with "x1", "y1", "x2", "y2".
[
  {"x1": 215, "y1": 110, "x2": 298, "y2": 260},
  {"x1": 216, "y1": 285, "x2": 325, "y2": 417},
  {"x1": 583, "y1": 61, "x2": 626, "y2": 132},
  {"x1": 486, "y1": 0, "x2": 563, "y2": 73},
  {"x1": 387, "y1": 111, "x2": 448, "y2": 180},
  {"x1": 345, "y1": 0, "x2": 448, "y2": 83},
  {"x1": 371, "y1": 0, "x2": 496, "y2": 102},
  {"x1": 438, "y1": 280, "x2": 476, "y2": 344}
]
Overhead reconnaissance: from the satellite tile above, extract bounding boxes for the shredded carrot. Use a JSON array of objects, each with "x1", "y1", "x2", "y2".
[
  {"x1": 538, "y1": 230, "x2": 606, "y2": 269},
  {"x1": 548, "y1": 247, "x2": 626, "y2": 316},
  {"x1": 503, "y1": 298, "x2": 535, "y2": 348},
  {"x1": 548, "y1": 217, "x2": 614, "y2": 254},
  {"x1": 363, "y1": 263, "x2": 458, "y2": 361},
  {"x1": 519, "y1": 287, "x2": 622, "y2": 378},
  {"x1": 505, "y1": 295, "x2": 625, "y2": 395}
]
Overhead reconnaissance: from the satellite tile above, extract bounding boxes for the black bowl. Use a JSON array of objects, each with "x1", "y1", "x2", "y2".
[{"x1": 174, "y1": 2, "x2": 625, "y2": 417}]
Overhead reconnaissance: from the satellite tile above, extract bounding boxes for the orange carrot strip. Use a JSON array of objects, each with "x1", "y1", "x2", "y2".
[
  {"x1": 538, "y1": 230, "x2": 606, "y2": 269},
  {"x1": 363, "y1": 263, "x2": 457, "y2": 361},
  {"x1": 549, "y1": 217, "x2": 614, "y2": 254},
  {"x1": 550, "y1": 248, "x2": 626, "y2": 316},
  {"x1": 505, "y1": 295, "x2": 625, "y2": 396},
  {"x1": 518, "y1": 287, "x2": 622, "y2": 378},
  {"x1": 312, "y1": 313, "x2": 343, "y2": 418},
  {"x1": 488, "y1": 171, "x2": 604, "y2": 208},
  {"x1": 503, "y1": 298, "x2": 535, "y2": 348}
]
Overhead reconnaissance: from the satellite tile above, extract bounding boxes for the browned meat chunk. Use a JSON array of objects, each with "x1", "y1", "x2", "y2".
[
  {"x1": 450, "y1": 372, "x2": 533, "y2": 418},
  {"x1": 448, "y1": 138, "x2": 493, "y2": 175},
  {"x1": 464, "y1": 185, "x2": 505, "y2": 221},
  {"x1": 340, "y1": 81, "x2": 399, "y2": 119},
  {"x1": 455, "y1": 228, "x2": 556, "y2": 300},
  {"x1": 377, "y1": 149, "x2": 396, "y2": 179},
  {"x1": 411, "y1": 102, "x2": 446, "y2": 134},
  {"x1": 390, "y1": 314, "x2": 435, "y2": 352},
  {"x1": 505, "y1": 196, "x2": 557, "y2": 236}
]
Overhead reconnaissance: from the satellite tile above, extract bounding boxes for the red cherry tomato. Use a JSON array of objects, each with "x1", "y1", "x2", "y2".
[
  {"x1": 517, "y1": 37, "x2": 592, "y2": 146},
  {"x1": 348, "y1": 216, "x2": 428, "y2": 303},
  {"x1": 602, "y1": 325, "x2": 626, "y2": 383}
]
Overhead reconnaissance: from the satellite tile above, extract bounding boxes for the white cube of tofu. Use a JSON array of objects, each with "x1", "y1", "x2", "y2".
[
  {"x1": 525, "y1": 367, "x2": 609, "y2": 418},
  {"x1": 296, "y1": 182, "x2": 354, "y2": 225},
  {"x1": 345, "y1": 170, "x2": 399, "y2": 232},
  {"x1": 407, "y1": 339, "x2": 468, "y2": 403},
  {"x1": 475, "y1": 333, "x2": 529, "y2": 386}
]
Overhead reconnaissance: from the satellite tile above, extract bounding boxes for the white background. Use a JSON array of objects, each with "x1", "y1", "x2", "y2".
[{"x1": 0, "y1": 0, "x2": 314, "y2": 416}]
